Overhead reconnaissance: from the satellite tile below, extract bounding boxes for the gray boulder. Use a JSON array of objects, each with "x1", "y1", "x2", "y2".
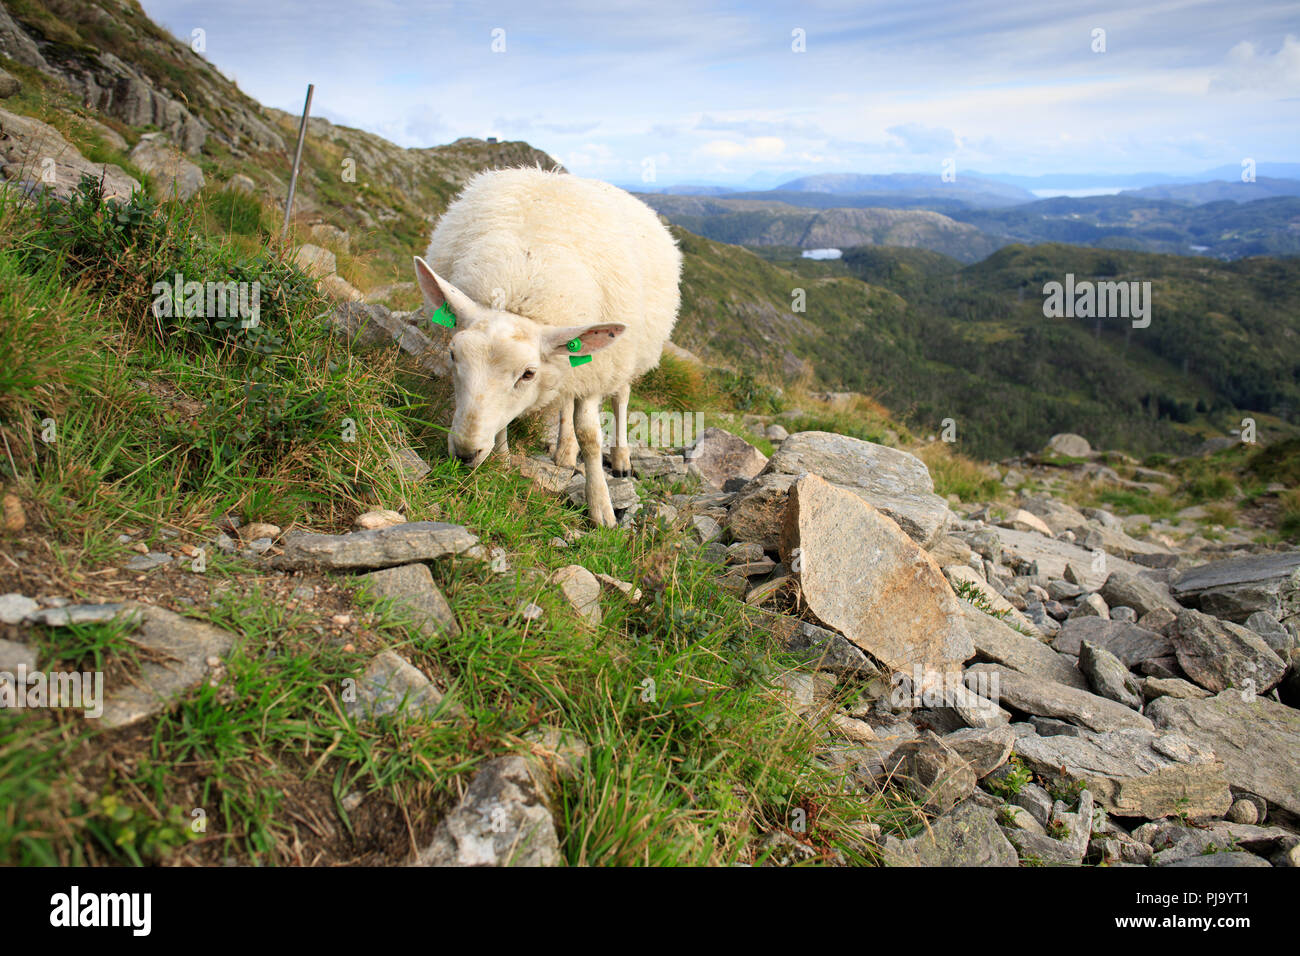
[
  {"x1": 1170, "y1": 608, "x2": 1286, "y2": 694},
  {"x1": 129, "y1": 133, "x2": 204, "y2": 199},
  {"x1": 1148, "y1": 690, "x2": 1300, "y2": 816},
  {"x1": 782, "y1": 474, "x2": 971, "y2": 684},
  {"x1": 1171, "y1": 551, "x2": 1300, "y2": 625},
  {"x1": 882, "y1": 800, "x2": 1018, "y2": 867},
  {"x1": 1013, "y1": 727, "x2": 1230, "y2": 818},
  {"x1": 416, "y1": 756, "x2": 561, "y2": 866},
  {"x1": 1079, "y1": 641, "x2": 1143, "y2": 709},
  {"x1": 684, "y1": 427, "x2": 767, "y2": 490},
  {"x1": 274, "y1": 521, "x2": 478, "y2": 570},
  {"x1": 1052, "y1": 616, "x2": 1173, "y2": 667},
  {"x1": 741, "y1": 431, "x2": 951, "y2": 548},
  {"x1": 965, "y1": 664, "x2": 1153, "y2": 732}
]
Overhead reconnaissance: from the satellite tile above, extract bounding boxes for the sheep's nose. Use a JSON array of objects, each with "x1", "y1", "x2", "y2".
[{"x1": 454, "y1": 450, "x2": 475, "y2": 465}]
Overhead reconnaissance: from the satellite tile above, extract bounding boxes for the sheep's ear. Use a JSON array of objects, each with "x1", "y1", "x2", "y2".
[
  {"x1": 544, "y1": 323, "x2": 626, "y2": 360},
  {"x1": 413, "y1": 256, "x2": 477, "y2": 328}
]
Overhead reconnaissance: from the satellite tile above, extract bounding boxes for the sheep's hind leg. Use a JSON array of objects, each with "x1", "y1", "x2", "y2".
[
  {"x1": 575, "y1": 395, "x2": 616, "y2": 527},
  {"x1": 609, "y1": 383, "x2": 632, "y2": 477},
  {"x1": 554, "y1": 398, "x2": 579, "y2": 470}
]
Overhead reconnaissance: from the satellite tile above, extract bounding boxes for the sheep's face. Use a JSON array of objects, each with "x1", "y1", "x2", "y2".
[{"x1": 414, "y1": 257, "x2": 625, "y2": 468}]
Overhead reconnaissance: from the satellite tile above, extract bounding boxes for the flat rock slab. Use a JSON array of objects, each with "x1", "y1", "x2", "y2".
[
  {"x1": 359, "y1": 563, "x2": 459, "y2": 637},
  {"x1": 347, "y1": 649, "x2": 450, "y2": 721},
  {"x1": 942, "y1": 725, "x2": 1016, "y2": 778},
  {"x1": 25, "y1": 602, "x2": 141, "y2": 628},
  {"x1": 125, "y1": 552, "x2": 171, "y2": 572},
  {"x1": 1099, "y1": 571, "x2": 1179, "y2": 618},
  {"x1": 0, "y1": 107, "x2": 139, "y2": 202},
  {"x1": 552, "y1": 565, "x2": 602, "y2": 625},
  {"x1": 516, "y1": 455, "x2": 575, "y2": 494},
  {"x1": 0, "y1": 593, "x2": 39, "y2": 624},
  {"x1": 1165, "y1": 852, "x2": 1272, "y2": 867},
  {"x1": 993, "y1": 528, "x2": 1149, "y2": 591},
  {"x1": 0, "y1": 637, "x2": 36, "y2": 672},
  {"x1": 1052, "y1": 616, "x2": 1173, "y2": 668},
  {"x1": 100, "y1": 607, "x2": 237, "y2": 729},
  {"x1": 416, "y1": 755, "x2": 561, "y2": 867},
  {"x1": 1019, "y1": 496, "x2": 1088, "y2": 535},
  {"x1": 1171, "y1": 608, "x2": 1286, "y2": 693},
  {"x1": 1147, "y1": 690, "x2": 1300, "y2": 817},
  {"x1": 782, "y1": 474, "x2": 972, "y2": 685},
  {"x1": 274, "y1": 521, "x2": 478, "y2": 570},
  {"x1": 966, "y1": 664, "x2": 1153, "y2": 732},
  {"x1": 882, "y1": 800, "x2": 1018, "y2": 867},
  {"x1": 962, "y1": 603, "x2": 1087, "y2": 690},
  {"x1": 1012, "y1": 727, "x2": 1231, "y2": 819},
  {"x1": 1171, "y1": 551, "x2": 1300, "y2": 625},
  {"x1": 750, "y1": 431, "x2": 951, "y2": 547},
  {"x1": 685, "y1": 427, "x2": 767, "y2": 490}
]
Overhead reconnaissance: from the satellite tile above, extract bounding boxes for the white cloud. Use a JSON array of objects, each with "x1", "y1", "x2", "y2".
[
  {"x1": 1209, "y1": 34, "x2": 1300, "y2": 93},
  {"x1": 887, "y1": 123, "x2": 959, "y2": 154},
  {"x1": 699, "y1": 137, "x2": 786, "y2": 159}
]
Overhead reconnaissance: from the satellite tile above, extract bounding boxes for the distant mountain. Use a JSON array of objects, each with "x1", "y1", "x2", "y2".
[
  {"x1": 623, "y1": 183, "x2": 739, "y2": 196},
  {"x1": 773, "y1": 172, "x2": 1035, "y2": 207},
  {"x1": 1195, "y1": 162, "x2": 1300, "y2": 182},
  {"x1": 638, "y1": 194, "x2": 1004, "y2": 263},
  {"x1": 970, "y1": 163, "x2": 1300, "y2": 193},
  {"x1": 948, "y1": 195, "x2": 1300, "y2": 259},
  {"x1": 969, "y1": 171, "x2": 1187, "y2": 191},
  {"x1": 725, "y1": 190, "x2": 980, "y2": 214},
  {"x1": 1120, "y1": 177, "x2": 1300, "y2": 203}
]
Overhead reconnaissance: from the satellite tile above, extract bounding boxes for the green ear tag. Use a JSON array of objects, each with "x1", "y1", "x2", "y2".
[
  {"x1": 430, "y1": 303, "x2": 456, "y2": 328},
  {"x1": 566, "y1": 337, "x2": 583, "y2": 353},
  {"x1": 569, "y1": 354, "x2": 592, "y2": 367}
]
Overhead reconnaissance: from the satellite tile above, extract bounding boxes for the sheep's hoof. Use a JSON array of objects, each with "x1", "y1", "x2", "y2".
[
  {"x1": 589, "y1": 502, "x2": 617, "y2": 528},
  {"x1": 555, "y1": 445, "x2": 579, "y2": 470},
  {"x1": 609, "y1": 446, "x2": 632, "y2": 475}
]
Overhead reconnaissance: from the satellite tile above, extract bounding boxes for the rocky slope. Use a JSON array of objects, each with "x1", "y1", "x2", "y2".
[{"x1": 640, "y1": 193, "x2": 1004, "y2": 263}]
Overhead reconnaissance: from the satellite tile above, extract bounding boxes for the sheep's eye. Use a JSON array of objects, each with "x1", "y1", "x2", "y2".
[
  {"x1": 519, "y1": 369, "x2": 536, "y2": 383},
  {"x1": 448, "y1": 350, "x2": 456, "y2": 363}
]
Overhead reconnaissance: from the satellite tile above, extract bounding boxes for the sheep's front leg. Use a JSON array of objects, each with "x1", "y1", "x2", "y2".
[
  {"x1": 575, "y1": 394, "x2": 615, "y2": 527},
  {"x1": 554, "y1": 398, "x2": 578, "y2": 470},
  {"x1": 609, "y1": 383, "x2": 632, "y2": 477},
  {"x1": 493, "y1": 426, "x2": 509, "y2": 460}
]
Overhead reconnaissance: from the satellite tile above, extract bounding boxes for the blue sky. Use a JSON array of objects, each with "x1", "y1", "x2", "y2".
[{"x1": 142, "y1": 0, "x2": 1299, "y2": 187}]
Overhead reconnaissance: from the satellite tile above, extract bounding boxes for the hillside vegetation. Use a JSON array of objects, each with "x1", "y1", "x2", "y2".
[{"x1": 742, "y1": 243, "x2": 1300, "y2": 461}]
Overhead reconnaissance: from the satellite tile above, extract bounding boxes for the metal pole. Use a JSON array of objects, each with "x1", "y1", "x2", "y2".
[{"x1": 282, "y1": 83, "x2": 314, "y2": 240}]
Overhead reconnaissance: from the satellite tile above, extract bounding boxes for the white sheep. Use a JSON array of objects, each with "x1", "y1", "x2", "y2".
[{"x1": 413, "y1": 167, "x2": 682, "y2": 526}]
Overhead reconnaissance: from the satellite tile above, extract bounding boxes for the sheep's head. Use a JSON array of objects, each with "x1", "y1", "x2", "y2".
[{"x1": 414, "y1": 256, "x2": 625, "y2": 467}]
